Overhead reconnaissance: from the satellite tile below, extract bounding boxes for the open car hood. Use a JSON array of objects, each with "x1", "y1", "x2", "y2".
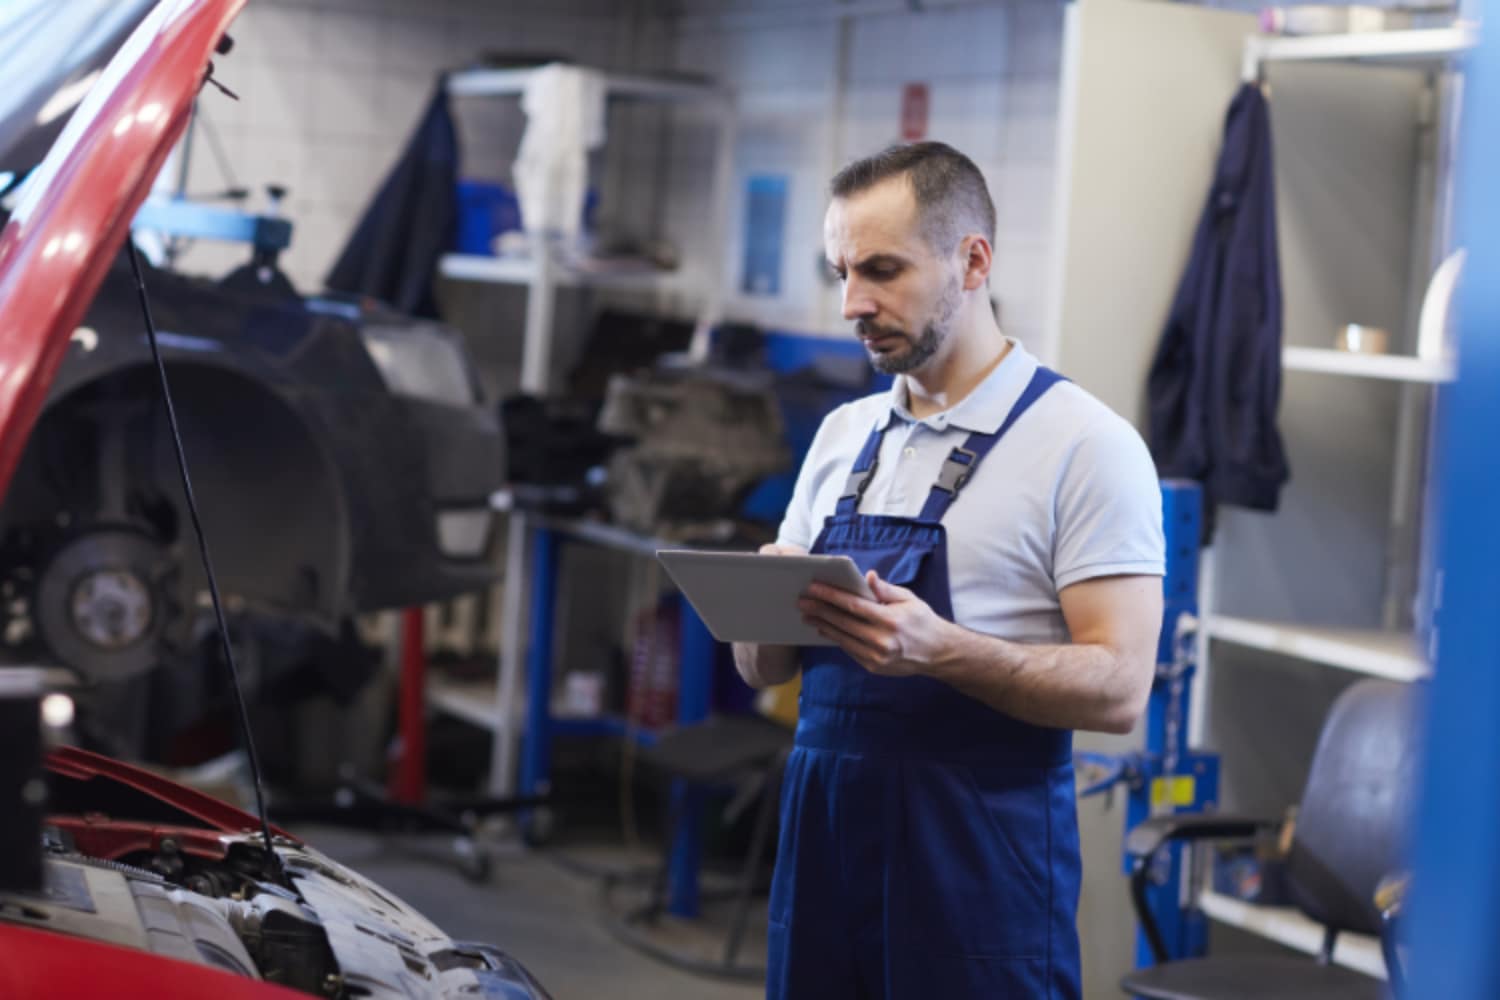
[
  {"x1": 46, "y1": 745, "x2": 298, "y2": 842},
  {"x1": 0, "y1": 0, "x2": 160, "y2": 186},
  {"x1": 0, "y1": 0, "x2": 247, "y2": 501}
]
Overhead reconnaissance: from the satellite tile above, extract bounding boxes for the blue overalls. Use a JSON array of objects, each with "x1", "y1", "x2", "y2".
[{"x1": 766, "y1": 367, "x2": 1081, "y2": 1000}]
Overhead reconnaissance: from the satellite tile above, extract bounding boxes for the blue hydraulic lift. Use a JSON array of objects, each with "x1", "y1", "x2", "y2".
[
  {"x1": 1406, "y1": 2, "x2": 1500, "y2": 996},
  {"x1": 1079, "y1": 479, "x2": 1219, "y2": 969}
]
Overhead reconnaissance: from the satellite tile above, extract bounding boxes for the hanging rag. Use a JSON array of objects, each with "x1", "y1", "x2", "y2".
[
  {"x1": 325, "y1": 80, "x2": 458, "y2": 318},
  {"x1": 1146, "y1": 83, "x2": 1289, "y2": 515},
  {"x1": 514, "y1": 63, "x2": 606, "y2": 238}
]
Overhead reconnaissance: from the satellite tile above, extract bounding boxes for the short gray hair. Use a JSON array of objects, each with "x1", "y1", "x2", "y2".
[{"x1": 830, "y1": 141, "x2": 996, "y2": 251}]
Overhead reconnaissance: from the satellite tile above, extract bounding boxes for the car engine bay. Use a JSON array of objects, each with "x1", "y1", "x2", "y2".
[{"x1": 0, "y1": 748, "x2": 549, "y2": 999}]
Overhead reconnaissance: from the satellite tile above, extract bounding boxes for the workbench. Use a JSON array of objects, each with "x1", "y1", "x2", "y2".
[{"x1": 515, "y1": 511, "x2": 729, "y2": 918}]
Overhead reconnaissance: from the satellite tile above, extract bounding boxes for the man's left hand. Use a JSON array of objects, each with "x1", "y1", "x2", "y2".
[{"x1": 799, "y1": 572, "x2": 956, "y2": 677}]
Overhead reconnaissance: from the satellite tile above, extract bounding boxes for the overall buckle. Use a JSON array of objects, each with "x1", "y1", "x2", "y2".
[
  {"x1": 840, "y1": 468, "x2": 874, "y2": 501},
  {"x1": 934, "y1": 447, "x2": 978, "y2": 494}
]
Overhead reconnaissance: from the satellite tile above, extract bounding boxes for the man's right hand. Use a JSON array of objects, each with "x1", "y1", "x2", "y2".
[{"x1": 731, "y1": 542, "x2": 808, "y2": 688}]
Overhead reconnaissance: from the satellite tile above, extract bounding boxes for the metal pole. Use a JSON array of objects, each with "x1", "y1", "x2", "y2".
[
  {"x1": 520, "y1": 239, "x2": 556, "y2": 393},
  {"x1": 519, "y1": 528, "x2": 558, "y2": 818},
  {"x1": 489, "y1": 514, "x2": 528, "y2": 797},
  {"x1": 490, "y1": 228, "x2": 557, "y2": 797},
  {"x1": 389, "y1": 607, "x2": 427, "y2": 806}
]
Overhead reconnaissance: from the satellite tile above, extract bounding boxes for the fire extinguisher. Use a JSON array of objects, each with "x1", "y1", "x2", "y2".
[{"x1": 626, "y1": 598, "x2": 680, "y2": 730}]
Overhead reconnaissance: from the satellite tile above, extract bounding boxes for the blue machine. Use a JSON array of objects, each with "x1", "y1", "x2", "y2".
[
  {"x1": 1406, "y1": 3, "x2": 1500, "y2": 995},
  {"x1": 1077, "y1": 478, "x2": 1220, "y2": 968},
  {"x1": 132, "y1": 195, "x2": 291, "y2": 256}
]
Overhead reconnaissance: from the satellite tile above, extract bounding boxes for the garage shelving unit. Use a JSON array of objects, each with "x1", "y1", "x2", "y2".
[
  {"x1": 1190, "y1": 24, "x2": 1472, "y2": 976},
  {"x1": 439, "y1": 66, "x2": 736, "y2": 392},
  {"x1": 1280, "y1": 344, "x2": 1454, "y2": 382},
  {"x1": 431, "y1": 65, "x2": 737, "y2": 801}
]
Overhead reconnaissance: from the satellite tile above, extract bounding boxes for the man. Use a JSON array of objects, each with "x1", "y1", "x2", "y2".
[{"x1": 733, "y1": 142, "x2": 1165, "y2": 999}]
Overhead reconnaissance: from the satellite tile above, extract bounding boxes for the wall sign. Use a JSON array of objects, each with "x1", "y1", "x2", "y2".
[
  {"x1": 741, "y1": 174, "x2": 788, "y2": 297},
  {"x1": 901, "y1": 82, "x2": 929, "y2": 142}
]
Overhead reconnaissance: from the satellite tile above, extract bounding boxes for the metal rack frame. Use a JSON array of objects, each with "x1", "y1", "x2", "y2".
[
  {"x1": 1187, "y1": 25, "x2": 1472, "y2": 973},
  {"x1": 1241, "y1": 24, "x2": 1477, "y2": 83},
  {"x1": 435, "y1": 66, "x2": 738, "y2": 807}
]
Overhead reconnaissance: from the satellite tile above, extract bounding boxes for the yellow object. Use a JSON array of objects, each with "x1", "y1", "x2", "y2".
[
  {"x1": 1150, "y1": 775, "x2": 1197, "y2": 809},
  {"x1": 756, "y1": 671, "x2": 802, "y2": 729},
  {"x1": 1374, "y1": 871, "x2": 1410, "y2": 916}
]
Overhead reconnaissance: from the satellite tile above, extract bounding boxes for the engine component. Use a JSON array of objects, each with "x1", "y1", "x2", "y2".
[
  {"x1": 0, "y1": 830, "x2": 554, "y2": 999},
  {"x1": 33, "y1": 528, "x2": 175, "y2": 681},
  {"x1": 597, "y1": 368, "x2": 790, "y2": 535},
  {"x1": 0, "y1": 857, "x2": 260, "y2": 978},
  {"x1": 224, "y1": 890, "x2": 338, "y2": 995}
]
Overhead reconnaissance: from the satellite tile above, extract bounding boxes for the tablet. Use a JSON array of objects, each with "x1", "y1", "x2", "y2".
[{"x1": 656, "y1": 550, "x2": 875, "y2": 646}]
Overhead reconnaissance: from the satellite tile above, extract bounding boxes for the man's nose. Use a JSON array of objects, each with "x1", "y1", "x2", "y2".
[{"x1": 841, "y1": 276, "x2": 877, "y2": 322}]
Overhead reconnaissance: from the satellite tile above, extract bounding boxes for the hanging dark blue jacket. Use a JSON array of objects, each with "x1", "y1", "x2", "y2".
[
  {"x1": 326, "y1": 81, "x2": 456, "y2": 319},
  {"x1": 1147, "y1": 83, "x2": 1289, "y2": 512}
]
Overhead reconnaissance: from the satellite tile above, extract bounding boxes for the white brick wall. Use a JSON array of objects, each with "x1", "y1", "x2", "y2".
[
  {"x1": 994, "y1": 0, "x2": 1063, "y2": 353},
  {"x1": 629, "y1": 0, "x2": 1064, "y2": 345},
  {"x1": 175, "y1": 0, "x2": 628, "y2": 290},
  {"x1": 627, "y1": 0, "x2": 1448, "y2": 343}
]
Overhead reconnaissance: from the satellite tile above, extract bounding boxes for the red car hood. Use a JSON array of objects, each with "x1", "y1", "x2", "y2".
[
  {"x1": 47, "y1": 744, "x2": 296, "y2": 842},
  {"x1": 0, "y1": 0, "x2": 247, "y2": 500}
]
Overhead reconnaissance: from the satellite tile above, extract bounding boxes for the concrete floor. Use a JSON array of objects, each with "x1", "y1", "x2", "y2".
[{"x1": 299, "y1": 825, "x2": 767, "y2": 1000}]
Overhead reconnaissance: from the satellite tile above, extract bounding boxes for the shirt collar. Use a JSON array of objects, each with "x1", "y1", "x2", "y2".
[{"x1": 876, "y1": 337, "x2": 1039, "y2": 434}]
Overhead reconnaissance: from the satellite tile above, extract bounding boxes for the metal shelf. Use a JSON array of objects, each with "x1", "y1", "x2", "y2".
[
  {"x1": 1244, "y1": 25, "x2": 1476, "y2": 80},
  {"x1": 427, "y1": 675, "x2": 517, "y2": 734},
  {"x1": 1204, "y1": 615, "x2": 1429, "y2": 681},
  {"x1": 1198, "y1": 890, "x2": 1386, "y2": 980},
  {"x1": 1283, "y1": 346, "x2": 1455, "y2": 383},
  {"x1": 447, "y1": 67, "x2": 729, "y2": 106},
  {"x1": 426, "y1": 674, "x2": 657, "y2": 746}
]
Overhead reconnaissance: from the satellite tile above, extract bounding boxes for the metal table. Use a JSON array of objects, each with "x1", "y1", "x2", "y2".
[{"x1": 516, "y1": 512, "x2": 726, "y2": 918}]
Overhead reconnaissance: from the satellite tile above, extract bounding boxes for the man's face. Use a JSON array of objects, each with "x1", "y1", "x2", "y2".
[{"x1": 824, "y1": 177, "x2": 964, "y2": 376}]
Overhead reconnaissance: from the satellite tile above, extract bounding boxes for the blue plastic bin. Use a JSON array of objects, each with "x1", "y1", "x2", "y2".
[
  {"x1": 454, "y1": 180, "x2": 600, "y2": 254},
  {"x1": 454, "y1": 179, "x2": 521, "y2": 255}
]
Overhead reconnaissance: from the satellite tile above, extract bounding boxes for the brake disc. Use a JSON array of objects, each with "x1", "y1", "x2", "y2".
[{"x1": 34, "y1": 528, "x2": 176, "y2": 681}]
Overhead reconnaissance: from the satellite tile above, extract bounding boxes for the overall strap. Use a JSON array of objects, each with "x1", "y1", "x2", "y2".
[
  {"x1": 834, "y1": 422, "x2": 889, "y2": 516},
  {"x1": 917, "y1": 366, "x2": 1067, "y2": 522}
]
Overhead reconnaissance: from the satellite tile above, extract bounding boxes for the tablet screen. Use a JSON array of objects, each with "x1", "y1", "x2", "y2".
[{"x1": 657, "y1": 550, "x2": 874, "y2": 646}]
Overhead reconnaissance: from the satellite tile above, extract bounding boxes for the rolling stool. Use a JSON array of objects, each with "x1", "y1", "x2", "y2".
[{"x1": 604, "y1": 713, "x2": 794, "y2": 981}]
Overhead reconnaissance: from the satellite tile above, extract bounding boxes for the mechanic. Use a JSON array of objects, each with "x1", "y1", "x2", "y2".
[{"x1": 732, "y1": 142, "x2": 1165, "y2": 999}]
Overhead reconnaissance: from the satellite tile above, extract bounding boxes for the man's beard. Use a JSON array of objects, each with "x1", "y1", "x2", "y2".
[
  {"x1": 859, "y1": 320, "x2": 941, "y2": 375},
  {"x1": 858, "y1": 276, "x2": 963, "y2": 376}
]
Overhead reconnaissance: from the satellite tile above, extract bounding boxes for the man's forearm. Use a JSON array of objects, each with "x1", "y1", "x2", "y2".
[
  {"x1": 732, "y1": 642, "x2": 799, "y2": 689},
  {"x1": 927, "y1": 627, "x2": 1151, "y2": 735}
]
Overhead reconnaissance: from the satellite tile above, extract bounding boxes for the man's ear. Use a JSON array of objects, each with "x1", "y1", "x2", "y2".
[{"x1": 960, "y1": 235, "x2": 993, "y2": 291}]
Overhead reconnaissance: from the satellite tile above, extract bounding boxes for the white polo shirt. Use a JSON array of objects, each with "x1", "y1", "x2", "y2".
[{"x1": 777, "y1": 338, "x2": 1165, "y2": 645}]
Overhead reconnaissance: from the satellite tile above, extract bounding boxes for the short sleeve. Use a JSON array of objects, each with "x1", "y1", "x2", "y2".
[
  {"x1": 1052, "y1": 415, "x2": 1166, "y2": 590},
  {"x1": 776, "y1": 407, "x2": 844, "y2": 550}
]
